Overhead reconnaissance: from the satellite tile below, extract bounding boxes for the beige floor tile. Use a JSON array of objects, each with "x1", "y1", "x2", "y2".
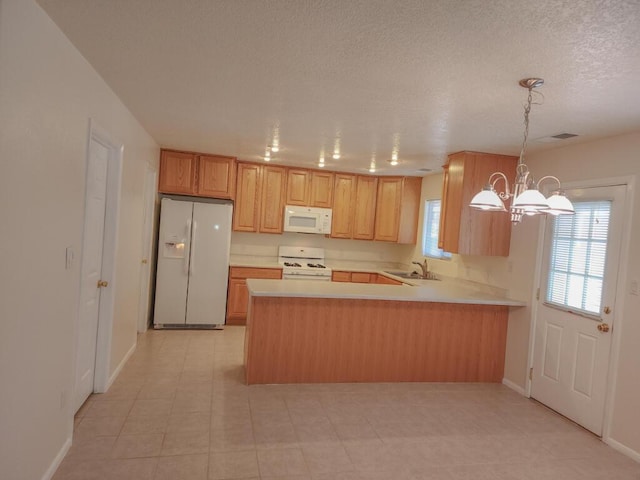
[
  {"x1": 161, "y1": 430, "x2": 210, "y2": 455},
  {"x1": 74, "y1": 416, "x2": 126, "y2": 438},
  {"x1": 111, "y1": 433, "x2": 164, "y2": 459},
  {"x1": 85, "y1": 399, "x2": 134, "y2": 418},
  {"x1": 66, "y1": 436, "x2": 117, "y2": 459},
  {"x1": 154, "y1": 453, "x2": 208, "y2": 480},
  {"x1": 257, "y1": 448, "x2": 309, "y2": 477},
  {"x1": 130, "y1": 398, "x2": 174, "y2": 417},
  {"x1": 121, "y1": 415, "x2": 169, "y2": 435},
  {"x1": 209, "y1": 450, "x2": 259, "y2": 479},
  {"x1": 301, "y1": 443, "x2": 354, "y2": 475},
  {"x1": 55, "y1": 329, "x2": 640, "y2": 480},
  {"x1": 167, "y1": 411, "x2": 211, "y2": 433},
  {"x1": 294, "y1": 421, "x2": 339, "y2": 444}
]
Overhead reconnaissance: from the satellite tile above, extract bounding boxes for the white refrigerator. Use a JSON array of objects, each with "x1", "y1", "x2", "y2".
[{"x1": 154, "y1": 198, "x2": 232, "y2": 327}]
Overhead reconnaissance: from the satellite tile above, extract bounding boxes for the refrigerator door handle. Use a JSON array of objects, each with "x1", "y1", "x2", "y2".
[
  {"x1": 183, "y1": 219, "x2": 192, "y2": 275},
  {"x1": 189, "y1": 220, "x2": 197, "y2": 276}
]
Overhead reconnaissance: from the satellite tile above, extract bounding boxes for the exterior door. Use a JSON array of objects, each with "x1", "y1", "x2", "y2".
[
  {"x1": 531, "y1": 184, "x2": 626, "y2": 435},
  {"x1": 74, "y1": 137, "x2": 110, "y2": 413}
]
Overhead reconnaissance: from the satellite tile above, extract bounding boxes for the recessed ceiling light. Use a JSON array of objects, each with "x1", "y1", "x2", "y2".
[
  {"x1": 389, "y1": 159, "x2": 398, "y2": 166},
  {"x1": 333, "y1": 153, "x2": 340, "y2": 160},
  {"x1": 270, "y1": 144, "x2": 279, "y2": 153}
]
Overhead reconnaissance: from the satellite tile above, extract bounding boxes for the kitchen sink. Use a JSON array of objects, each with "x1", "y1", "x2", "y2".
[{"x1": 384, "y1": 270, "x2": 440, "y2": 281}]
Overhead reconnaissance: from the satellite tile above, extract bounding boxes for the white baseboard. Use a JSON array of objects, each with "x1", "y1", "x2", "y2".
[
  {"x1": 502, "y1": 377, "x2": 527, "y2": 396},
  {"x1": 41, "y1": 436, "x2": 71, "y2": 480},
  {"x1": 101, "y1": 341, "x2": 136, "y2": 393},
  {"x1": 604, "y1": 437, "x2": 640, "y2": 464}
]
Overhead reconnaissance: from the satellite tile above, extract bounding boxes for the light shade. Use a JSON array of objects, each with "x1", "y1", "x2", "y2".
[
  {"x1": 544, "y1": 192, "x2": 575, "y2": 215},
  {"x1": 512, "y1": 188, "x2": 549, "y2": 212},
  {"x1": 470, "y1": 188, "x2": 507, "y2": 211}
]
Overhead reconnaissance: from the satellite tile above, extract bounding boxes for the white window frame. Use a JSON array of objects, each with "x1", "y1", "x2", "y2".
[{"x1": 422, "y1": 199, "x2": 451, "y2": 259}]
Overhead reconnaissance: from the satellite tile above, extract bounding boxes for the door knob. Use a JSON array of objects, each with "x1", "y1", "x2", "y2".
[
  {"x1": 603, "y1": 306, "x2": 611, "y2": 314},
  {"x1": 597, "y1": 323, "x2": 610, "y2": 333},
  {"x1": 141, "y1": 259, "x2": 148, "y2": 264},
  {"x1": 97, "y1": 280, "x2": 109, "y2": 288}
]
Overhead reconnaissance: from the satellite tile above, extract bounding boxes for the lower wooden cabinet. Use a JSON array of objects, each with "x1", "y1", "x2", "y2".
[
  {"x1": 331, "y1": 270, "x2": 403, "y2": 285},
  {"x1": 226, "y1": 267, "x2": 282, "y2": 325}
]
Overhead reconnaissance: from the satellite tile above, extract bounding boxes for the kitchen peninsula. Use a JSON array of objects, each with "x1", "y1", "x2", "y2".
[{"x1": 243, "y1": 275, "x2": 525, "y2": 385}]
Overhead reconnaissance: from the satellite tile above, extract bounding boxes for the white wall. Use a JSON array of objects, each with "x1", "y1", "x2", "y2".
[
  {"x1": 231, "y1": 231, "x2": 414, "y2": 265},
  {"x1": 506, "y1": 132, "x2": 640, "y2": 456},
  {"x1": 408, "y1": 139, "x2": 640, "y2": 456},
  {"x1": 0, "y1": 1, "x2": 159, "y2": 479}
]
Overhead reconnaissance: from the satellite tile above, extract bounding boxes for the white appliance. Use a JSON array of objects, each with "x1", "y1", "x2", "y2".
[
  {"x1": 154, "y1": 198, "x2": 232, "y2": 328},
  {"x1": 278, "y1": 245, "x2": 332, "y2": 281},
  {"x1": 283, "y1": 205, "x2": 332, "y2": 234}
]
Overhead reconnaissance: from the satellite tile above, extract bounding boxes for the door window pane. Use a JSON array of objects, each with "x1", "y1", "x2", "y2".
[{"x1": 545, "y1": 201, "x2": 611, "y2": 315}]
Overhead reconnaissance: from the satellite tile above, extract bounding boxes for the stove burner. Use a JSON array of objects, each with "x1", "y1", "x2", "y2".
[
  {"x1": 284, "y1": 262, "x2": 302, "y2": 267},
  {"x1": 307, "y1": 263, "x2": 326, "y2": 268}
]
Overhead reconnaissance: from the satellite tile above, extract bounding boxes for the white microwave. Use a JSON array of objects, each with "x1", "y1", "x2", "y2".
[{"x1": 283, "y1": 205, "x2": 332, "y2": 234}]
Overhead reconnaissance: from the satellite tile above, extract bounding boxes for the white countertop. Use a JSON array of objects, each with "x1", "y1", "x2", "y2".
[{"x1": 246, "y1": 275, "x2": 526, "y2": 307}]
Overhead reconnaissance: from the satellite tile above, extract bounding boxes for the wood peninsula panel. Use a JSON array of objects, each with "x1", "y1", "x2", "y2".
[{"x1": 245, "y1": 297, "x2": 508, "y2": 384}]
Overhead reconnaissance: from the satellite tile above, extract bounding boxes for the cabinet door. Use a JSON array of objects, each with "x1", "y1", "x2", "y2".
[
  {"x1": 438, "y1": 164, "x2": 451, "y2": 250},
  {"x1": 158, "y1": 150, "x2": 196, "y2": 195},
  {"x1": 351, "y1": 272, "x2": 372, "y2": 283},
  {"x1": 259, "y1": 166, "x2": 287, "y2": 234},
  {"x1": 232, "y1": 163, "x2": 261, "y2": 232},
  {"x1": 310, "y1": 172, "x2": 334, "y2": 208},
  {"x1": 330, "y1": 174, "x2": 356, "y2": 239},
  {"x1": 440, "y1": 151, "x2": 516, "y2": 256},
  {"x1": 197, "y1": 155, "x2": 236, "y2": 199},
  {"x1": 331, "y1": 271, "x2": 351, "y2": 282},
  {"x1": 286, "y1": 169, "x2": 310, "y2": 205},
  {"x1": 353, "y1": 176, "x2": 378, "y2": 240},
  {"x1": 226, "y1": 278, "x2": 249, "y2": 324},
  {"x1": 229, "y1": 267, "x2": 282, "y2": 279},
  {"x1": 397, "y1": 177, "x2": 422, "y2": 245},
  {"x1": 374, "y1": 274, "x2": 403, "y2": 285},
  {"x1": 374, "y1": 177, "x2": 403, "y2": 242}
]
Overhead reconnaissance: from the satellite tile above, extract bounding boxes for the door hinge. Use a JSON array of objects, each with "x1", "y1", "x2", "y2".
[
  {"x1": 536, "y1": 288, "x2": 540, "y2": 300},
  {"x1": 529, "y1": 367, "x2": 533, "y2": 381}
]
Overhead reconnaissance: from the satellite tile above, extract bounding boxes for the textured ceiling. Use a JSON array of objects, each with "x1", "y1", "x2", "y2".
[{"x1": 37, "y1": 0, "x2": 640, "y2": 176}]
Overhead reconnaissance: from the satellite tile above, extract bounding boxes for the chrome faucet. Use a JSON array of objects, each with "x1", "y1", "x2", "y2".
[{"x1": 412, "y1": 259, "x2": 429, "y2": 278}]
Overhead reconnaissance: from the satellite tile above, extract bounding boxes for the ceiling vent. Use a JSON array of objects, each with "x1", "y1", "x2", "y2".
[{"x1": 535, "y1": 133, "x2": 579, "y2": 143}]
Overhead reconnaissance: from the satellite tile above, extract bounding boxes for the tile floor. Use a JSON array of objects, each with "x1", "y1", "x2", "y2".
[{"x1": 54, "y1": 327, "x2": 640, "y2": 480}]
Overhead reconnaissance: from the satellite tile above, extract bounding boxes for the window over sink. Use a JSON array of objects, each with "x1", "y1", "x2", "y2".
[{"x1": 422, "y1": 199, "x2": 452, "y2": 259}]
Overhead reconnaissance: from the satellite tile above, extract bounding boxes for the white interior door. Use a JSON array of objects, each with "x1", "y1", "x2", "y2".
[
  {"x1": 531, "y1": 184, "x2": 626, "y2": 435},
  {"x1": 154, "y1": 199, "x2": 192, "y2": 326},
  {"x1": 137, "y1": 167, "x2": 157, "y2": 332},
  {"x1": 186, "y1": 202, "x2": 233, "y2": 325},
  {"x1": 74, "y1": 137, "x2": 109, "y2": 413}
]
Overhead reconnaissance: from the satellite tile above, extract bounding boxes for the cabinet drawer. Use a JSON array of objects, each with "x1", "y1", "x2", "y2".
[
  {"x1": 331, "y1": 271, "x2": 351, "y2": 282},
  {"x1": 351, "y1": 272, "x2": 373, "y2": 283},
  {"x1": 229, "y1": 267, "x2": 282, "y2": 279}
]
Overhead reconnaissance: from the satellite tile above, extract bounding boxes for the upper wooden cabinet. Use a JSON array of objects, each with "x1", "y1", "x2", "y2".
[
  {"x1": 310, "y1": 171, "x2": 334, "y2": 207},
  {"x1": 158, "y1": 149, "x2": 236, "y2": 199},
  {"x1": 353, "y1": 176, "x2": 378, "y2": 240},
  {"x1": 233, "y1": 162, "x2": 287, "y2": 234},
  {"x1": 374, "y1": 177, "x2": 422, "y2": 244},
  {"x1": 259, "y1": 165, "x2": 287, "y2": 233},
  {"x1": 439, "y1": 151, "x2": 517, "y2": 256},
  {"x1": 285, "y1": 169, "x2": 310, "y2": 206},
  {"x1": 197, "y1": 154, "x2": 236, "y2": 199},
  {"x1": 233, "y1": 163, "x2": 262, "y2": 232},
  {"x1": 285, "y1": 169, "x2": 334, "y2": 208},
  {"x1": 330, "y1": 174, "x2": 356, "y2": 239},
  {"x1": 158, "y1": 150, "x2": 197, "y2": 195},
  {"x1": 330, "y1": 174, "x2": 378, "y2": 240}
]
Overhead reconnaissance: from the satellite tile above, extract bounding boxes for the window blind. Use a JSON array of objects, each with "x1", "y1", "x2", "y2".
[
  {"x1": 422, "y1": 200, "x2": 451, "y2": 259},
  {"x1": 545, "y1": 201, "x2": 611, "y2": 315}
]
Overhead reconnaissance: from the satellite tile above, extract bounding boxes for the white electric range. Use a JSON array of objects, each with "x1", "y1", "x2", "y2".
[{"x1": 278, "y1": 245, "x2": 332, "y2": 281}]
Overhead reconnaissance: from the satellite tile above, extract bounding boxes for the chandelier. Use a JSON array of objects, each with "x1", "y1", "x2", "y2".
[{"x1": 469, "y1": 78, "x2": 575, "y2": 224}]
